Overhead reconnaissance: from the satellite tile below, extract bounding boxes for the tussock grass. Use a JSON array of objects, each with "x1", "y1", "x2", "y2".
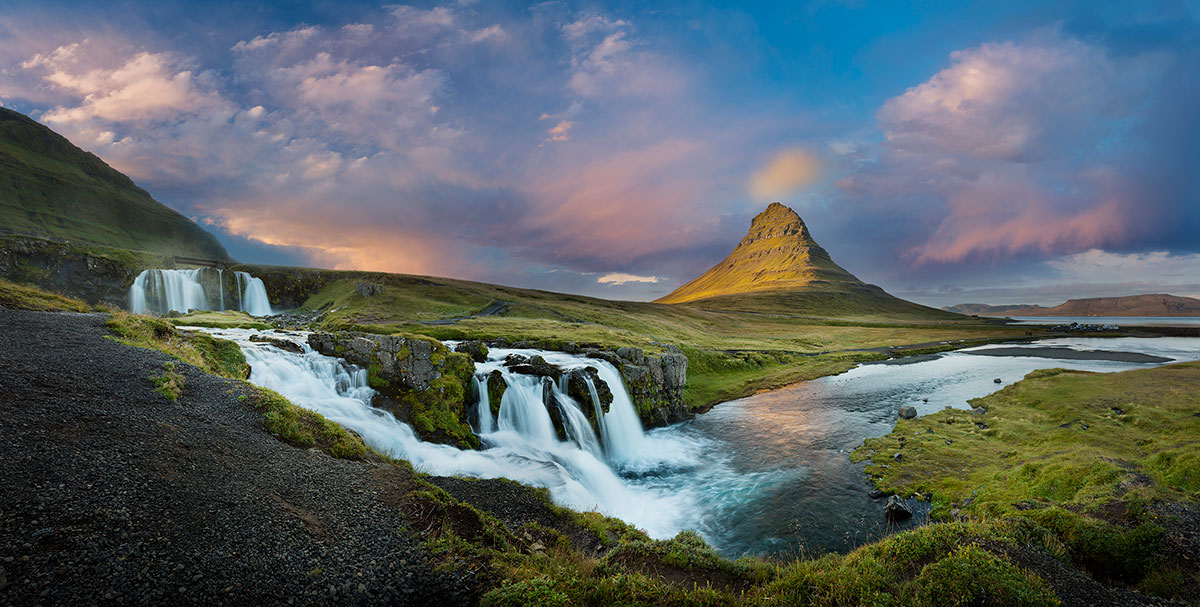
[
  {"x1": 241, "y1": 387, "x2": 367, "y2": 460},
  {"x1": 0, "y1": 277, "x2": 90, "y2": 312},
  {"x1": 106, "y1": 310, "x2": 250, "y2": 379}
]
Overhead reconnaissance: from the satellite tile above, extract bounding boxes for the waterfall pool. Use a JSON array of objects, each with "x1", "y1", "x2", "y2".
[{"x1": 191, "y1": 329, "x2": 1200, "y2": 558}]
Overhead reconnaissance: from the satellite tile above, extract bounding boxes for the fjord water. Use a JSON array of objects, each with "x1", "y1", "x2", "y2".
[
  {"x1": 197, "y1": 328, "x2": 1198, "y2": 557},
  {"x1": 130, "y1": 269, "x2": 273, "y2": 316}
]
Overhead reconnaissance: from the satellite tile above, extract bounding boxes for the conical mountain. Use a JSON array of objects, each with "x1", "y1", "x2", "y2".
[
  {"x1": 0, "y1": 107, "x2": 230, "y2": 261},
  {"x1": 656, "y1": 202, "x2": 956, "y2": 318}
]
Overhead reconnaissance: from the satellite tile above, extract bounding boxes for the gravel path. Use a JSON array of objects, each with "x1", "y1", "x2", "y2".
[{"x1": 0, "y1": 310, "x2": 472, "y2": 606}]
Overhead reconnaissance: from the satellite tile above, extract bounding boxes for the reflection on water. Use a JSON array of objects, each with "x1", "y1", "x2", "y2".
[{"x1": 636, "y1": 337, "x2": 1200, "y2": 558}]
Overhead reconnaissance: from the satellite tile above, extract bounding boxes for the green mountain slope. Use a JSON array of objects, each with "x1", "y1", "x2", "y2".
[
  {"x1": 656, "y1": 202, "x2": 958, "y2": 320},
  {"x1": 0, "y1": 107, "x2": 230, "y2": 261}
]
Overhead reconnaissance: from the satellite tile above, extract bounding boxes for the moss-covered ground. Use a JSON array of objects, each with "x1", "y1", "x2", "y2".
[
  {"x1": 852, "y1": 362, "x2": 1200, "y2": 603},
  {"x1": 169, "y1": 310, "x2": 273, "y2": 330},
  {"x1": 0, "y1": 276, "x2": 90, "y2": 312}
]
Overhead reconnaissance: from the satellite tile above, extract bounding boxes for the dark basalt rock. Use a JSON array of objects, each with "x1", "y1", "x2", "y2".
[
  {"x1": 454, "y1": 340, "x2": 489, "y2": 363},
  {"x1": 884, "y1": 495, "x2": 912, "y2": 521},
  {"x1": 355, "y1": 281, "x2": 384, "y2": 297},
  {"x1": 308, "y1": 331, "x2": 477, "y2": 449},
  {"x1": 565, "y1": 367, "x2": 612, "y2": 414},
  {"x1": 504, "y1": 354, "x2": 563, "y2": 381},
  {"x1": 249, "y1": 334, "x2": 304, "y2": 354}
]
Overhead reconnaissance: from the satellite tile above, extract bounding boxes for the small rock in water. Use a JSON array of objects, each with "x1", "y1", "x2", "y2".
[
  {"x1": 897, "y1": 406, "x2": 917, "y2": 419},
  {"x1": 994, "y1": 378, "x2": 1002, "y2": 384},
  {"x1": 868, "y1": 489, "x2": 889, "y2": 499},
  {"x1": 884, "y1": 495, "x2": 912, "y2": 521}
]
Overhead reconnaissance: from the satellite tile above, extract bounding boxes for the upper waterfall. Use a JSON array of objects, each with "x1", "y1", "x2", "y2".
[{"x1": 130, "y1": 268, "x2": 274, "y2": 316}]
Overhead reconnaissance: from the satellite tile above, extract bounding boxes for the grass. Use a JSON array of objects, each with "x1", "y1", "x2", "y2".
[
  {"x1": 170, "y1": 310, "x2": 272, "y2": 330},
  {"x1": 106, "y1": 310, "x2": 250, "y2": 379},
  {"x1": 0, "y1": 277, "x2": 90, "y2": 312},
  {"x1": 852, "y1": 362, "x2": 1200, "y2": 600},
  {"x1": 149, "y1": 361, "x2": 185, "y2": 401},
  {"x1": 241, "y1": 386, "x2": 368, "y2": 460}
]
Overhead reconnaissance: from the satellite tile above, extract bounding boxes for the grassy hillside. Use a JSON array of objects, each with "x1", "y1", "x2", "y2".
[
  {"x1": 0, "y1": 108, "x2": 229, "y2": 261},
  {"x1": 238, "y1": 264, "x2": 1036, "y2": 408}
]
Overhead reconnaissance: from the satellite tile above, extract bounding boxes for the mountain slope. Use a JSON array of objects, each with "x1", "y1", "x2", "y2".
[
  {"x1": 944, "y1": 294, "x2": 1200, "y2": 317},
  {"x1": 655, "y1": 202, "x2": 957, "y2": 319},
  {"x1": 0, "y1": 107, "x2": 230, "y2": 261}
]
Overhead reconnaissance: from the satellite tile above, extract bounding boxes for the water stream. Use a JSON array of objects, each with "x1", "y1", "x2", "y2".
[
  {"x1": 191, "y1": 328, "x2": 1199, "y2": 557},
  {"x1": 130, "y1": 269, "x2": 272, "y2": 316}
]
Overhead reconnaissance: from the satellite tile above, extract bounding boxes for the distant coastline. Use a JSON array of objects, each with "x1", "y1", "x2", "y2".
[{"x1": 943, "y1": 294, "x2": 1200, "y2": 318}]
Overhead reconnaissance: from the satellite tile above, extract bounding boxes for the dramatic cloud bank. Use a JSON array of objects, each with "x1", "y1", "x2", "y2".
[{"x1": 0, "y1": 2, "x2": 1195, "y2": 302}]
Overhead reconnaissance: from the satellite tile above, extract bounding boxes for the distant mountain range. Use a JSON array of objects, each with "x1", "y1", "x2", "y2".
[
  {"x1": 0, "y1": 107, "x2": 229, "y2": 261},
  {"x1": 943, "y1": 294, "x2": 1200, "y2": 317},
  {"x1": 655, "y1": 202, "x2": 957, "y2": 319}
]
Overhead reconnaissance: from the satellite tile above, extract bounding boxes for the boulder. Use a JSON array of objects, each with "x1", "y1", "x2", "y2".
[
  {"x1": 355, "y1": 282, "x2": 384, "y2": 297},
  {"x1": 616, "y1": 347, "x2": 646, "y2": 366},
  {"x1": 994, "y1": 378, "x2": 1002, "y2": 384},
  {"x1": 504, "y1": 354, "x2": 563, "y2": 381},
  {"x1": 565, "y1": 367, "x2": 612, "y2": 414},
  {"x1": 454, "y1": 340, "x2": 489, "y2": 363},
  {"x1": 898, "y1": 406, "x2": 917, "y2": 419},
  {"x1": 884, "y1": 495, "x2": 912, "y2": 521},
  {"x1": 249, "y1": 334, "x2": 304, "y2": 354},
  {"x1": 971, "y1": 406, "x2": 987, "y2": 416},
  {"x1": 307, "y1": 331, "x2": 477, "y2": 449}
]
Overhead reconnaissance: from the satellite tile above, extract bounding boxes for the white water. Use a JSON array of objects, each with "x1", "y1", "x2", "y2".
[
  {"x1": 236, "y1": 272, "x2": 273, "y2": 316},
  {"x1": 129, "y1": 269, "x2": 273, "y2": 316},
  {"x1": 196, "y1": 329, "x2": 697, "y2": 538}
]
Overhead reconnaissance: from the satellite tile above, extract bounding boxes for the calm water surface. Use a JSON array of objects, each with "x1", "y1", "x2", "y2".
[{"x1": 632, "y1": 336, "x2": 1200, "y2": 557}]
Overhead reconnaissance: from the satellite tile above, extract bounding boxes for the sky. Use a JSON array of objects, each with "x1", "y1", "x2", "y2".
[{"x1": 1, "y1": 0, "x2": 1198, "y2": 307}]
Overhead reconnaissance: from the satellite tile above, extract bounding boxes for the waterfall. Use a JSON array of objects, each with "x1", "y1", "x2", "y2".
[
  {"x1": 129, "y1": 269, "x2": 209, "y2": 315},
  {"x1": 236, "y1": 272, "x2": 273, "y2": 316},
  {"x1": 193, "y1": 328, "x2": 692, "y2": 538},
  {"x1": 129, "y1": 269, "x2": 274, "y2": 316},
  {"x1": 551, "y1": 379, "x2": 604, "y2": 459},
  {"x1": 473, "y1": 376, "x2": 494, "y2": 434}
]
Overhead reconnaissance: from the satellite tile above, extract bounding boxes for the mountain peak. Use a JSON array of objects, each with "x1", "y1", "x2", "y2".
[
  {"x1": 655, "y1": 202, "x2": 862, "y2": 305},
  {"x1": 742, "y1": 201, "x2": 810, "y2": 246}
]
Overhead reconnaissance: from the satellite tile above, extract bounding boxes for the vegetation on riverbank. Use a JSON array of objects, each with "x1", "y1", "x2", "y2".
[
  {"x1": 169, "y1": 310, "x2": 273, "y2": 330},
  {"x1": 240, "y1": 386, "x2": 368, "y2": 460},
  {"x1": 852, "y1": 362, "x2": 1200, "y2": 603},
  {"x1": 105, "y1": 310, "x2": 250, "y2": 379}
]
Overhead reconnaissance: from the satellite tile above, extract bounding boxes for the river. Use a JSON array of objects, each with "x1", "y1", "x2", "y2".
[{"x1": 193, "y1": 328, "x2": 1199, "y2": 558}]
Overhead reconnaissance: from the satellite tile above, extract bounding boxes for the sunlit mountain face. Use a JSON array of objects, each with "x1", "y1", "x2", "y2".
[{"x1": 1, "y1": 1, "x2": 1196, "y2": 304}]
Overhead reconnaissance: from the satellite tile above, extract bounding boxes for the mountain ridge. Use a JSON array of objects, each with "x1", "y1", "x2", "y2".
[
  {"x1": 0, "y1": 107, "x2": 230, "y2": 261},
  {"x1": 943, "y1": 294, "x2": 1200, "y2": 317}
]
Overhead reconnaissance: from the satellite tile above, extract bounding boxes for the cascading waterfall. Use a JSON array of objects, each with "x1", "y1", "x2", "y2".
[
  {"x1": 129, "y1": 268, "x2": 274, "y2": 316},
  {"x1": 194, "y1": 328, "x2": 698, "y2": 538},
  {"x1": 236, "y1": 272, "x2": 273, "y2": 316}
]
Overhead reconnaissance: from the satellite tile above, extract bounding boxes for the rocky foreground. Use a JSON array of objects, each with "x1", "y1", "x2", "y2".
[{"x1": 0, "y1": 309, "x2": 584, "y2": 606}]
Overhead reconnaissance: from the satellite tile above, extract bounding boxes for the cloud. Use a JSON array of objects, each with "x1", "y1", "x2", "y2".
[
  {"x1": 834, "y1": 31, "x2": 1172, "y2": 266},
  {"x1": 1047, "y1": 249, "x2": 1200, "y2": 286},
  {"x1": 23, "y1": 45, "x2": 221, "y2": 123},
  {"x1": 544, "y1": 119, "x2": 573, "y2": 142},
  {"x1": 597, "y1": 272, "x2": 659, "y2": 285},
  {"x1": 748, "y1": 148, "x2": 821, "y2": 201}
]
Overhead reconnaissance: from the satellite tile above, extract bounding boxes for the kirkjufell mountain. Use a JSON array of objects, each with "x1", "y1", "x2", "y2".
[{"x1": 657, "y1": 202, "x2": 956, "y2": 318}]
